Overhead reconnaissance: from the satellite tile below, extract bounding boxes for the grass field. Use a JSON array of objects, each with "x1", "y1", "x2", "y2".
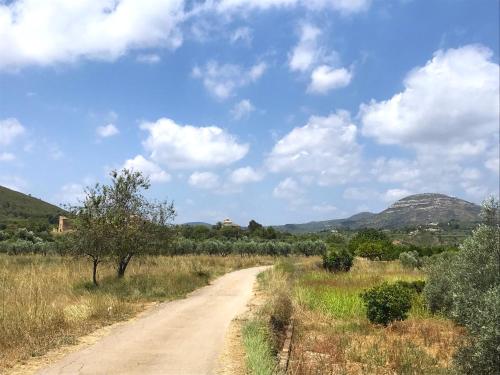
[
  {"x1": 288, "y1": 258, "x2": 463, "y2": 375},
  {"x1": 0, "y1": 254, "x2": 274, "y2": 371}
]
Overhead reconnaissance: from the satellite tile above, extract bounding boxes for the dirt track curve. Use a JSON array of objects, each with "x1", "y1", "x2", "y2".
[{"x1": 36, "y1": 266, "x2": 269, "y2": 375}]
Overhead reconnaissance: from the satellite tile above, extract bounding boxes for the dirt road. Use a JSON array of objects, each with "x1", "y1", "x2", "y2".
[{"x1": 36, "y1": 266, "x2": 269, "y2": 375}]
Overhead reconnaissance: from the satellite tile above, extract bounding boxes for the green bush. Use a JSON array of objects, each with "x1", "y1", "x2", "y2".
[
  {"x1": 399, "y1": 251, "x2": 422, "y2": 269},
  {"x1": 322, "y1": 246, "x2": 353, "y2": 272},
  {"x1": 361, "y1": 282, "x2": 413, "y2": 326},
  {"x1": 355, "y1": 241, "x2": 385, "y2": 260}
]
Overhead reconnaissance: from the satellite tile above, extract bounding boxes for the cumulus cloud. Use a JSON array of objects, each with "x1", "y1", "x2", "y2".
[
  {"x1": 289, "y1": 23, "x2": 321, "y2": 72},
  {"x1": 308, "y1": 65, "x2": 352, "y2": 93},
  {"x1": 266, "y1": 111, "x2": 361, "y2": 185},
  {"x1": 360, "y1": 45, "x2": 499, "y2": 201},
  {"x1": 215, "y1": 0, "x2": 370, "y2": 15},
  {"x1": 0, "y1": 118, "x2": 25, "y2": 145},
  {"x1": 140, "y1": 117, "x2": 249, "y2": 169},
  {"x1": 192, "y1": 61, "x2": 266, "y2": 100},
  {"x1": 231, "y1": 99, "x2": 255, "y2": 120},
  {"x1": 360, "y1": 45, "x2": 499, "y2": 157},
  {"x1": 188, "y1": 171, "x2": 219, "y2": 189},
  {"x1": 123, "y1": 155, "x2": 171, "y2": 182},
  {"x1": 96, "y1": 123, "x2": 119, "y2": 138},
  {"x1": 273, "y1": 177, "x2": 303, "y2": 200},
  {"x1": 229, "y1": 167, "x2": 263, "y2": 184},
  {"x1": 0, "y1": 0, "x2": 185, "y2": 70},
  {"x1": 381, "y1": 189, "x2": 413, "y2": 203}
]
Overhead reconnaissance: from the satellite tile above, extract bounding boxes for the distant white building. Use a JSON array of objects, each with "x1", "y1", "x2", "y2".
[{"x1": 222, "y1": 218, "x2": 239, "y2": 227}]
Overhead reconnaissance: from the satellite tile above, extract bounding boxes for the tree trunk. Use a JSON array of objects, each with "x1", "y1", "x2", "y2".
[
  {"x1": 117, "y1": 253, "x2": 133, "y2": 278},
  {"x1": 92, "y1": 258, "x2": 99, "y2": 286}
]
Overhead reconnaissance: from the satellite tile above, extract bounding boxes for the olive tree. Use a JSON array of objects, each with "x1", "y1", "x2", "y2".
[{"x1": 424, "y1": 197, "x2": 499, "y2": 374}]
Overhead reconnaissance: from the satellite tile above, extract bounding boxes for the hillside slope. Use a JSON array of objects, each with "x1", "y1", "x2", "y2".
[
  {"x1": 0, "y1": 185, "x2": 65, "y2": 226},
  {"x1": 277, "y1": 193, "x2": 481, "y2": 233}
]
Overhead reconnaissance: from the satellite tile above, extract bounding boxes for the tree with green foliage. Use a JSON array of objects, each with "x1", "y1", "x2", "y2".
[
  {"x1": 348, "y1": 228, "x2": 393, "y2": 260},
  {"x1": 424, "y1": 197, "x2": 499, "y2": 374},
  {"x1": 70, "y1": 184, "x2": 110, "y2": 286},
  {"x1": 248, "y1": 219, "x2": 263, "y2": 233},
  {"x1": 361, "y1": 282, "x2": 413, "y2": 326},
  {"x1": 323, "y1": 245, "x2": 353, "y2": 272}
]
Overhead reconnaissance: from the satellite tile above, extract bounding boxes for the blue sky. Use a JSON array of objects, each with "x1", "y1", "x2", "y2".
[{"x1": 0, "y1": 0, "x2": 498, "y2": 225}]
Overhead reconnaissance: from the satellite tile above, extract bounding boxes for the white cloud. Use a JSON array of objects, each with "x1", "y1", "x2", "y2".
[
  {"x1": 215, "y1": 0, "x2": 370, "y2": 15},
  {"x1": 188, "y1": 171, "x2": 219, "y2": 189},
  {"x1": 289, "y1": 23, "x2": 321, "y2": 72},
  {"x1": 273, "y1": 177, "x2": 303, "y2": 200},
  {"x1": 231, "y1": 99, "x2": 255, "y2": 120},
  {"x1": 230, "y1": 27, "x2": 252, "y2": 45},
  {"x1": 229, "y1": 167, "x2": 263, "y2": 184},
  {"x1": 371, "y1": 158, "x2": 421, "y2": 183},
  {"x1": 96, "y1": 123, "x2": 119, "y2": 138},
  {"x1": 360, "y1": 45, "x2": 499, "y2": 158},
  {"x1": 0, "y1": 0, "x2": 185, "y2": 70},
  {"x1": 485, "y1": 155, "x2": 499, "y2": 174},
  {"x1": 136, "y1": 53, "x2": 161, "y2": 64},
  {"x1": 308, "y1": 65, "x2": 352, "y2": 94},
  {"x1": 382, "y1": 188, "x2": 413, "y2": 203},
  {"x1": 123, "y1": 155, "x2": 171, "y2": 182},
  {"x1": 0, "y1": 118, "x2": 25, "y2": 145},
  {"x1": 266, "y1": 111, "x2": 361, "y2": 185},
  {"x1": 140, "y1": 117, "x2": 249, "y2": 169},
  {"x1": 192, "y1": 60, "x2": 266, "y2": 100},
  {"x1": 0, "y1": 152, "x2": 15, "y2": 162}
]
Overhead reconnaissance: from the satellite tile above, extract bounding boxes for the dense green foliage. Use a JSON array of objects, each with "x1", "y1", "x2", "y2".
[
  {"x1": 399, "y1": 251, "x2": 422, "y2": 269},
  {"x1": 361, "y1": 282, "x2": 413, "y2": 326},
  {"x1": 424, "y1": 198, "x2": 499, "y2": 375},
  {"x1": 322, "y1": 242, "x2": 353, "y2": 272}
]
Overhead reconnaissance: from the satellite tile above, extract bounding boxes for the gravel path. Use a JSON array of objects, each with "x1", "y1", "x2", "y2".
[{"x1": 36, "y1": 266, "x2": 269, "y2": 375}]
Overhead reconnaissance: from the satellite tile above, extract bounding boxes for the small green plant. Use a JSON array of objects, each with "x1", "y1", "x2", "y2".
[
  {"x1": 361, "y1": 282, "x2": 413, "y2": 326},
  {"x1": 322, "y1": 246, "x2": 354, "y2": 272}
]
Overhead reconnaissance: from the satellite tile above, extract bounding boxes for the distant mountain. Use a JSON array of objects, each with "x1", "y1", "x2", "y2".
[
  {"x1": 276, "y1": 193, "x2": 481, "y2": 233},
  {"x1": 182, "y1": 222, "x2": 213, "y2": 228},
  {"x1": 0, "y1": 185, "x2": 65, "y2": 226}
]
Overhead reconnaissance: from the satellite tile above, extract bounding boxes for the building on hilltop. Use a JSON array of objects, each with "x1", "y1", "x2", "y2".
[{"x1": 222, "y1": 218, "x2": 239, "y2": 227}]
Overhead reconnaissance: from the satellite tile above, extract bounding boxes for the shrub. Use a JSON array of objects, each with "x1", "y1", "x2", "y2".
[
  {"x1": 361, "y1": 282, "x2": 413, "y2": 326},
  {"x1": 355, "y1": 241, "x2": 385, "y2": 260},
  {"x1": 323, "y1": 246, "x2": 353, "y2": 272},
  {"x1": 395, "y1": 280, "x2": 426, "y2": 294},
  {"x1": 399, "y1": 251, "x2": 422, "y2": 269}
]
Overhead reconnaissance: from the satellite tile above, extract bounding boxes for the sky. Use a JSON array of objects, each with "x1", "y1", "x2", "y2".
[{"x1": 0, "y1": 0, "x2": 499, "y2": 226}]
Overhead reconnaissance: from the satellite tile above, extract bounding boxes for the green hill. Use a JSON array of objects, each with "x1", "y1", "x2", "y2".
[{"x1": 0, "y1": 185, "x2": 65, "y2": 228}]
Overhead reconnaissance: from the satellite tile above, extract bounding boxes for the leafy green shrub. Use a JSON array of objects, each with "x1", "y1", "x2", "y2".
[
  {"x1": 395, "y1": 280, "x2": 426, "y2": 294},
  {"x1": 399, "y1": 251, "x2": 422, "y2": 269},
  {"x1": 361, "y1": 282, "x2": 413, "y2": 326},
  {"x1": 355, "y1": 241, "x2": 385, "y2": 260},
  {"x1": 323, "y1": 246, "x2": 353, "y2": 272}
]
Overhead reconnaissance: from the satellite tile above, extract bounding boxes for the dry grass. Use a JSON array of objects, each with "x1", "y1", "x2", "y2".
[
  {"x1": 288, "y1": 258, "x2": 463, "y2": 375},
  {"x1": 0, "y1": 254, "x2": 274, "y2": 371}
]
